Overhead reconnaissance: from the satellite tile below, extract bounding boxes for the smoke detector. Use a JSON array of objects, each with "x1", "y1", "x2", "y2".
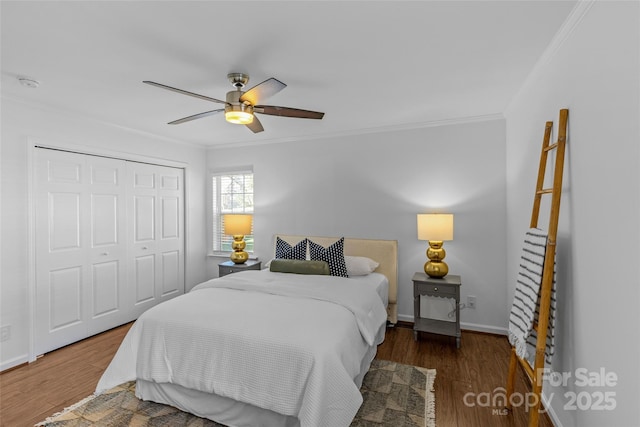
[{"x1": 18, "y1": 77, "x2": 40, "y2": 88}]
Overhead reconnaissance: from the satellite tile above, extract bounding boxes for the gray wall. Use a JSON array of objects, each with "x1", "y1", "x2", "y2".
[
  {"x1": 206, "y1": 119, "x2": 508, "y2": 331},
  {"x1": 505, "y1": 2, "x2": 639, "y2": 426}
]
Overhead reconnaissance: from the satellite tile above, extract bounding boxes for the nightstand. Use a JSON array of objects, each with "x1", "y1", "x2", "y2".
[
  {"x1": 218, "y1": 260, "x2": 262, "y2": 277},
  {"x1": 412, "y1": 272, "x2": 461, "y2": 348}
]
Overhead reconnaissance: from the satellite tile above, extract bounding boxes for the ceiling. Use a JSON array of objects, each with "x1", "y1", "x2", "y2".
[{"x1": 1, "y1": 1, "x2": 577, "y2": 148}]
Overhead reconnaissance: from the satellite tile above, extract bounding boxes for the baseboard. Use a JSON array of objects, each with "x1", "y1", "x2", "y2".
[
  {"x1": 396, "y1": 314, "x2": 508, "y2": 336},
  {"x1": 0, "y1": 354, "x2": 29, "y2": 373},
  {"x1": 542, "y1": 391, "x2": 562, "y2": 427},
  {"x1": 460, "y1": 322, "x2": 508, "y2": 336}
]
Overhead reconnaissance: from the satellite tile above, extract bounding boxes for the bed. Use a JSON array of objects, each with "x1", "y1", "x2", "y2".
[{"x1": 96, "y1": 235, "x2": 398, "y2": 427}]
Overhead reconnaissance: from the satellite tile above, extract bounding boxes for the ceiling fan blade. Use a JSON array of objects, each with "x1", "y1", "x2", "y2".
[
  {"x1": 240, "y1": 78, "x2": 286, "y2": 105},
  {"x1": 168, "y1": 109, "x2": 224, "y2": 125},
  {"x1": 245, "y1": 115, "x2": 264, "y2": 133},
  {"x1": 255, "y1": 105, "x2": 325, "y2": 120},
  {"x1": 144, "y1": 81, "x2": 227, "y2": 105}
]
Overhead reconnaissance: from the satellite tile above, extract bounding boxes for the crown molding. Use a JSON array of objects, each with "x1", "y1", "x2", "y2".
[
  {"x1": 4, "y1": 94, "x2": 503, "y2": 151},
  {"x1": 505, "y1": 0, "x2": 596, "y2": 114},
  {"x1": 1, "y1": 95, "x2": 204, "y2": 150},
  {"x1": 207, "y1": 113, "x2": 505, "y2": 151}
]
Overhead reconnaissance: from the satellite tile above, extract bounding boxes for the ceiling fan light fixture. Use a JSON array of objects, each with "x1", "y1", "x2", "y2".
[
  {"x1": 145, "y1": 74, "x2": 324, "y2": 134},
  {"x1": 225, "y1": 110, "x2": 254, "y2": 125},
  {"x1": 225, "y1": 104, "x2": 254, "y2": 125}
]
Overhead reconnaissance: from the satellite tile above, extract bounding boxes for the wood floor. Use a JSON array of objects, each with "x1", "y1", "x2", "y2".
[{"x1": 0, "y1": 323, "x2": 553, "y2": 427}]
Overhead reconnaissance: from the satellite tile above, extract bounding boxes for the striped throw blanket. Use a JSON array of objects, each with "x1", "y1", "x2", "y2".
[{"x1": 508, "y1": 228, "x2": 557, "y2": 366}]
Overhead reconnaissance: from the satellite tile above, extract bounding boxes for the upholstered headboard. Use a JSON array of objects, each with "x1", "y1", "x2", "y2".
[{"x1": 273, "y1": 235, "x2": 398, "y2": 324}]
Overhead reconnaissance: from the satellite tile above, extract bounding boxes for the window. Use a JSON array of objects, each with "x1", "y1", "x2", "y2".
[{"x1": 211, "y1": 170, "x2": 254, "y2": 255}]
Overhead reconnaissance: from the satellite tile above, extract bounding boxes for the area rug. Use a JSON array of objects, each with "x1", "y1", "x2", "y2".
[{"x1": 35, "y1": 359, "x2": 436, "y2": 427}]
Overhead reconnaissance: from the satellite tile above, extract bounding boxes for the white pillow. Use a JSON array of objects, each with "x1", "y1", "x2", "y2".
[{"x1": 345, "y1": 256, "x2": 379, "y2": 276}]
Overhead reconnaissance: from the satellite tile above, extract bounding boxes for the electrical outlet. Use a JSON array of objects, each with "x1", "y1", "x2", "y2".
[
  {"x1": 0, "y1": 325, "x2": 10, "y2": 342},
  {"x1": 467, "y1": 296, "x2": 476, "y2": 309}
]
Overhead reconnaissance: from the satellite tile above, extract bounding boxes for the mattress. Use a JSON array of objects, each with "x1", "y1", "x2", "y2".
[
  {"x1": 135, "y1": 326, "x2": 385, "y2": 427},
  {"x1": 96, "y1": 270, "x2": 389, "y2": 427}
]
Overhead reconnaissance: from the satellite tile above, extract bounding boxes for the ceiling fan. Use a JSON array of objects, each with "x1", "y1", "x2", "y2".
[{"x1": 143, "y1": 73, "x2": 325, "y2": 133}]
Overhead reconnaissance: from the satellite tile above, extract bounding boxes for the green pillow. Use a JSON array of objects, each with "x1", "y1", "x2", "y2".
[{"x1": 269, "y1": 259, "x2": 330, "y2": 275}]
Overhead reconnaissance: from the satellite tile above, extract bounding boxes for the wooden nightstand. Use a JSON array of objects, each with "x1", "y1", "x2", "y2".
[
  {"x1": 218, "y1": 260, "x2": 262, "y2": 277},
  {"x1": 412, "y1": 272, "x2": 461, "y2": 348}
]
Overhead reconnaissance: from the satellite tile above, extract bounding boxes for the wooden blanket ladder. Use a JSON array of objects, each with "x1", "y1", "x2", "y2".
[{"x1": 505, "y1": 108, "x2": 568, "y2": 426}]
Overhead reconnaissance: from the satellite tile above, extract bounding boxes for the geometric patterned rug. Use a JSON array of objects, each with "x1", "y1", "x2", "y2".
[
  {"x1": 353, "y1": 359, "x2": 436, "y2": 427},
  {"x1": 35, "y1": 359, "x2": 436, "y2": 427}
]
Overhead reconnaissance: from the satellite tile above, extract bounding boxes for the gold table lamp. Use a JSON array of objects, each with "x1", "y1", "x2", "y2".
[
  {"x1": 223, "y1": 214, "x2": 253, "y2": 264},
  {"x1": 417, "y1": 213, "x2": 454, "y2": 278}
]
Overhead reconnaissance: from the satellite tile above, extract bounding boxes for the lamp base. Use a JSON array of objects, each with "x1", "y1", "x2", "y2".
[
  {"x1": 424, "y1": 260, "x2": 449, "y2": 278},
  {"x1": 230, "y1": 235, "x2": 249, "y2": 264},
  {"x1": 424, "y1": 240, "x2": 449, "y2": 278},
  {"x1": 230, "y1": 251, "x2": 249, "y2": 264}
]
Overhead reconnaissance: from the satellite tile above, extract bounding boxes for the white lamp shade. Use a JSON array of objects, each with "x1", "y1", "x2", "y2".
[
  {"x1": 417, "y1": 213, "x2": 454, "y2": 241},
  {"x1": 223, "y1": 214, "x2": 253, "y2": 235}
]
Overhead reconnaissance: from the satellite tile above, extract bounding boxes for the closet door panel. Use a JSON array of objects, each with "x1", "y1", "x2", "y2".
[
  {"x1": 49, "y1": 266, "x2": 83, "y2": 330},
  {"x1": 49, "y1": 193, "x2": 81, "y2": 251},
  {"x1": 156, "y1": 166, "x2": 184, "y2": 302},
  {"x1": 134, "y1": 254, "x2": 156, "y2": 304},
  {"x1": 91, "y1": 194, "x2": 118, "y2": 246},
  {"x1": 161, "y1": 250, "x2": 180, "y2": 296},
  {"x1": 48, "y1": 158, "x2": 82, "y2": 183},
  {"x1": 161, "y1": 197, "x2": 179, "y2": 239},
  {"x1": 87, "y1": 157, "x2": 129, "y2": 335},
  {"x1": 127, "y1": 162, "x2": 184, "y2": 311},
  {"x1": 134, "y1": 170, "x2": 155, "y2": 189},
  {"x1": 128, "y1": 163, "x2": 159, "y2": 317},
  {"x1": 134, "y1": 196, "x2": 156, "y2": 243},
  {"x1": 35, "y1": 150, "x2": 90, "y2": 355},
  {"x1": 92, "y1": 164, "x2": 119, "y2": 186},
  {"x1": 91, "y1": 260, "x2": 119, "y2": 317}
]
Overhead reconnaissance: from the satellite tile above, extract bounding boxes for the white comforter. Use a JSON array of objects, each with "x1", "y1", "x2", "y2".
[{"x1": 96, "y1": 270, "x2": 388, "y2": 427}]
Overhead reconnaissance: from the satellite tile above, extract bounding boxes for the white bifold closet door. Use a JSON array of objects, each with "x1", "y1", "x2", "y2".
[
  {"x1": 35, "y1": 148, "x2": 184, "y2": 356},
  {"x1": 127, "y1": 162, "x2": 184, "y2": 319}
]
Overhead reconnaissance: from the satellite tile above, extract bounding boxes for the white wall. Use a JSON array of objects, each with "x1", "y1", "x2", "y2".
[
  {"x1": 505, "y1": 2, "x2": 640, "y2": 426},
  {"x1": 206, "y1": 119, "x2": 508, "y2": 332},
  {"x1": 0, "y1": 98, "x2": 208, "y2": 370}
]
